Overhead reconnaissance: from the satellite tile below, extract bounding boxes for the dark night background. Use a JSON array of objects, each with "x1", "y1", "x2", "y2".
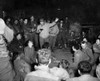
[{"x1": 0, "y1": 0, "x2": 100, "y2": 23}]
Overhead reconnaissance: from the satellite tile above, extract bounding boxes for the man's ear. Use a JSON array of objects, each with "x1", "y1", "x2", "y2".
[
  {"x1": 78, "y1": 69, "x2": 81, "y2": 75},
  {"x1": 47, "y1": 59, "x2": 51, "y2": 66}
]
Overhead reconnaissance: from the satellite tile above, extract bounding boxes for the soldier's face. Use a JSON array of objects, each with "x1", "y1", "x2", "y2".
[
  {"x1": 14, "y1": 20, "x2": 18, "y2": 24},
  {"x1": 7, "y1": 18, "x2": 11, "y2": 22},
  {"x1": 81, "y1": 43, "x2": 86, "y2": 49},
  {"x1": 96, "y1": 39, "x2": 100, "y2": 45},
  {"x1": 40, "y1": 21, "x2": 44, "y2": 25},
  {"x1": 60, "y1": 21, "x2": 63, "y2": 23},
  {"x1": 17, "y1": 34, "x2": 21, "y2": 40},
  {"x1": 24, "y1": 19, "x2": 28, "y2": 24},
  {"x1": 83, "y1": 38, "x2": 87, "y2": 42},
  {"x1": 31, "y1": 16, "x2": 34, "y2": 21},
  {"x1": 28, "y1": 41, "x2": 33, "y2": 47}
]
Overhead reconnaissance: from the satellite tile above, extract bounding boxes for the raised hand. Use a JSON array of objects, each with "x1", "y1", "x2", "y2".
[{"x1": 55, "y1": 18, "x2": 59, "y2": 22}]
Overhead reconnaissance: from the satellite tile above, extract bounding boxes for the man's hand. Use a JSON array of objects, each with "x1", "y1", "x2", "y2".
[{"x1": 55, "y1": 18, "x2": 59, "y2": 22}]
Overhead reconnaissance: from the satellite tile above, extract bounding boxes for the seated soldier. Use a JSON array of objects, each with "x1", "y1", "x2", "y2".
[
  {"x1": 14, "y1": 53, "x2": 31, "y2": 81},
  {"x1": 72, "y1": 43, "x2": 89, "y2": 69},
  {"x1": 66, "y1": 61, "x2": 99, "y2": 81},
  {"x1": 81, "y1": 41, "x2": 95, "y2": 65},
  {"x1": 81, "y1": 41, "x2": 95, "y2": 76},
  {"x1": 93, "y1": 38, "x2": 100, "y2": 61},
  {"x1": 24, "y1": 40, "x2": 36, "y2": 65}
]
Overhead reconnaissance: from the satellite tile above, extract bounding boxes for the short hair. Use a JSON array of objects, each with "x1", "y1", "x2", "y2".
[
  {"x1": 37, "y1": 49, "x2": 51, "y2": 65},
  {"x1": 42, "y1": 42, "x2": 49, "y2": 49},
  {"x1": 58, "y1": 59, "x2": 70, "y2": 69},
  {"x1": 72, "y1": 43, "x2": 80, "y2": 50},
  {"x1": 78, "y1": 61, "x2": 92, "y2": 74}
]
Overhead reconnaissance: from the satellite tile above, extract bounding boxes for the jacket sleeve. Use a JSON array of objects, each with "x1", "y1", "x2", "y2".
[
  {"x1": 73, "y1": 54, "x2": 81, "y2": 68},
  {"x1": 49, "y1": 22, "x2": 56, "y2": 28},
  {"x1": 93, "y1": 45, "x2": 100, "y2": 53},
  {"x1": 36, "y1": 25, "x2": 41, "y2": 33}
]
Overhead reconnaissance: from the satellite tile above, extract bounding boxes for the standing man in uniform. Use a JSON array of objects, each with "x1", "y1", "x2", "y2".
[
  {"x1": 37, "y1": 18, "x2": 59, "y2": 48},
  {"x1": 49, "y1": 20, "x2": 59, "y2": 51}
]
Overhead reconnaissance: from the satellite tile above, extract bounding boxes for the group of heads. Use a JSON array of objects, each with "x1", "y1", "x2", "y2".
[
  {"x1": 72, "y1": 39, "x2": 88, "y2": 52},
  {"x1": 37, "y1": 47, "x2": 92, "y2": 75},
  {"x1": 6, "y1": 16, "x2": 35, "y2": 25},
  {"x1": 37, "y1": 42, "x2": 91, "y2": 75},
  {"x1": 37, "y1": 47, "x2": 70, "y2": 69},
  {"x1": 39, "y1": 18, "x2": 52, "y2": 25}
]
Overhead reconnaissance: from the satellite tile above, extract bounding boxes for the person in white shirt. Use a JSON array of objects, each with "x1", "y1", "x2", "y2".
[
  {"x1": 0, "y1": 18, "x2": 14, "y2": 43},
  {"x1": 37, "y1": 18, "x2": 59, "y2": 48}
]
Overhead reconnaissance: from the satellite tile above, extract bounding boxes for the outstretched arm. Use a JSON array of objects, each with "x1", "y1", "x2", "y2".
[{"x1": 49, "y1": 18, "x2": 59, "y2": 28}]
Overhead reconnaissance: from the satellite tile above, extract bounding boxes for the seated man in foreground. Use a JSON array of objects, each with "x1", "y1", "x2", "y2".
[
  {"x1": 66, "y1": 61, "x2": 99, "y2": 81},
  {"x1": 24, "y1": 49, "x2": 60, "y2": 81}
]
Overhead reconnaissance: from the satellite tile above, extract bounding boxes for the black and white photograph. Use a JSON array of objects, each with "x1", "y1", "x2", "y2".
[{"x1": 0, "y1": 0, "x2": 100, "y2": 81}]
